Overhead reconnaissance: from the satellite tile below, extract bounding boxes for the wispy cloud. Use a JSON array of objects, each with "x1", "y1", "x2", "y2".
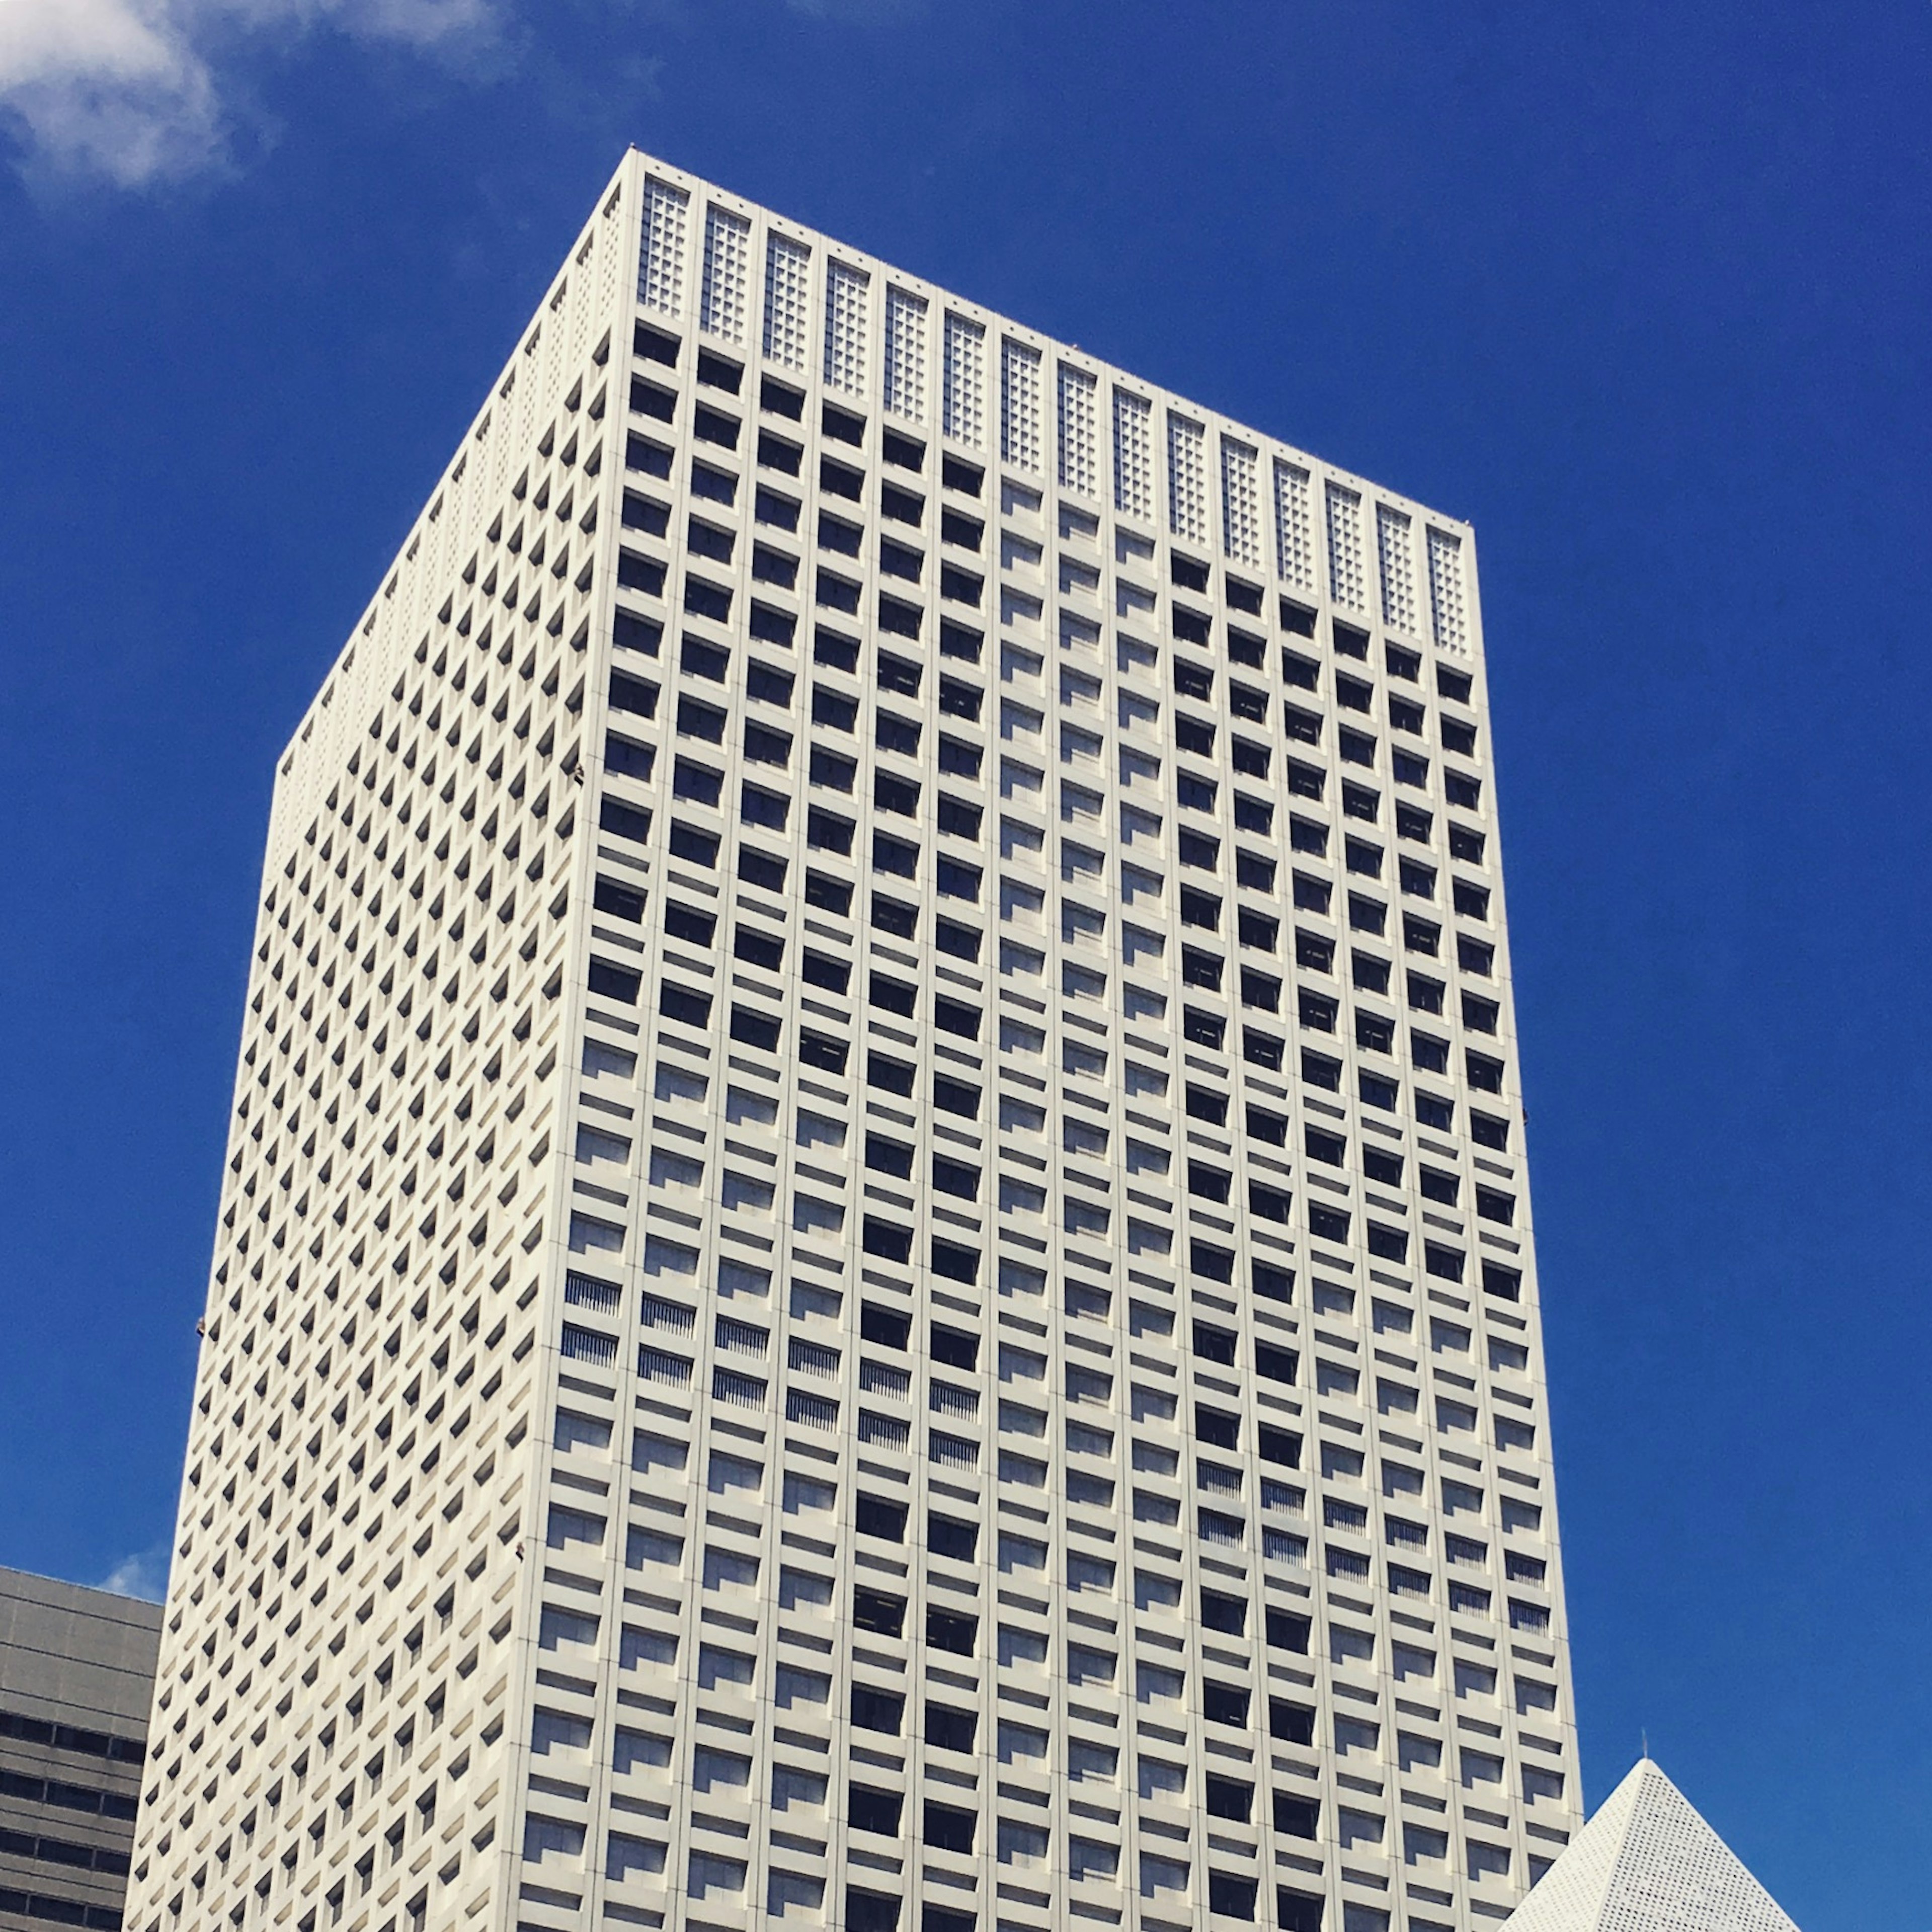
[
  {"x1": 0, "y1": 0, "x2": 497, "y2": 186},
  {"x1": 100, "y1": 1546, "x2": 169, "y2": 1602}
]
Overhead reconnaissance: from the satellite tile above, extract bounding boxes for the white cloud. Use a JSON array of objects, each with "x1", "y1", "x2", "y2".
[
  {"x1": 0, "y1": 0, "x2": 495, "y2": 185},
  {"x1": 100, "y1": 1546, "x2": 169, "y2": 1602}
]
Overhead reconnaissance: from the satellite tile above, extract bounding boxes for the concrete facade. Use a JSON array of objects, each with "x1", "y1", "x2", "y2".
[
  {"x1": 126, "y1": 149, "x2": 1580, "y2": 1932},
  {"x1": 1, "y1": 1566, "x2": 161, "y2": 1932}
]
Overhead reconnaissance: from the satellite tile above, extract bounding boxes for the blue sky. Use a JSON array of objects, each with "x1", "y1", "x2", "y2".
[{"x1": 1, "y1": 0, "x2": 1925, "y2": 1920}]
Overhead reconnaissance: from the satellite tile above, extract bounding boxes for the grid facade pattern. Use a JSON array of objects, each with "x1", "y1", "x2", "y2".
[{"x1": 131, "y1": 149, "x2": 1578, "y2": 1932}]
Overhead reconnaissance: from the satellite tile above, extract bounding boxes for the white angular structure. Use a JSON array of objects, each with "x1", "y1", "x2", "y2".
[
  {"x1": 126, "y1": 149, "x2": 1581, "y2": 1932},
  {"x1": 1504, "y1": 1760, "x2": 1799, "y2": 1932}
]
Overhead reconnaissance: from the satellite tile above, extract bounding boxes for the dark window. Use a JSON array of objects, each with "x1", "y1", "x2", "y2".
[
  {"x1": 1295, "y1": 930, "x2": 1334, "y2": 973},
  {"x1": 924, "y1": 1704, "x2": 977, "y2": 1753},
  {"x1": 1200, "y1": 1679, "x2": 1250, "y2": 1728},
  {"x1": 1273, "y1": 1793, "x2": 1320, "y2": 1838},
  {"x1": 621, "y1": 490, "x2": 669, "y2": 536},
  {"x1": 1412, "y1": 1032, "x2": 1450, "y2": 1074},
  {"x1": 1255, "y1": 1342, "x2": 1298, "y2": 1384},
  {"x1": 663, "y1": 901, "x2": 715, "y2": 947},
  {"x1": 1280, "y1": 596, "x2": 1317, "y2": 636},
  {"x1": 820, "y1": 454, "x2": 863, "y2": 500},
  {"x1": 729, "y1": 1004, "x2": 780, "y2": 1052},
  {"x1": 1175, "y1": 714, "x2": 1216, "y2": 758},
  {"x1": 1185, "y1": 1083, "x2": 1229, "y2": 1127},
  {"x1": 933, "y1": 1075, "x2": 980, "y2": 1118},
  {"x1": 1471, "y1": 1111, "x2": 1510, "y2": 1152},
  {"x1": 1265, "y1": 1606, "x2": 1312, "y2": 1652},
  {"x1": 668, "y1": 822, "x2": 719, "y2": 867},
  {"x1": 933, "y1": 996, "x2": 980, "y2": 1039},
  {"x1": 803, "y1": 869, "x2": 853, "y2": 916},
  {"x1": 934, "y1": 918, "x2": 981, "y2": 961},
  {"x1": 1240, "y1": 966, "x2": 1281, "y2": 1012},
  {"x1": 847, "y1": 1781, "x2": 903, "y2": 1830},
  {"x1": 880, "y1": 480, "x2": 924, "y2": 524},
  {"x1": 1367, "y1": 1222, "x2": 1409, "y2": 1262},
  {"x1": 1204, "y1": 1774, "x2": 1252, "y2": 1822},
  {"x1": 1232, "y1": 736, "x2": 1271, "y2": 778},
  {"x1": 1446, "y1": 770, "x2": 1483, "y2": 810},
  {"x1": 942, "y1": 453, "x2": 984, "y2": 496},
  {"x1": 1182, "y1": 946, "x2": 1224, "y2": 991},
  {"x1": 671, "y1": 759, "x2": 721, "y2": 806},
  {"x1": 923, "y1": 1607, "x2": 974, "y2": 1654},
  {"x1": 1171, "y1": 552, "x2": 1211, "y2": 593},
  {"x1": 1237, "y1": 850, "x2": 1276, "y2": 892},
  {"x1": 852, "y1": 1587, "x2": 906, "y2": 1637},
  {"x1": 1269, "y1": 1700, "x2": 1316, "y2": 1746},
  {"x1": 1467, "y1": 1051, "x2": 1505, "y2": 1092},
  {"x1": 1389, "y1": 694, "x2": 1425, "y2": 734},
  {"x1": 1300, "y1": 1051, "x2": 1341, "y2": 1093},
  {"x1": 800, "y1": 949, "x2": 849, "y2": 995},
  {"x1": 1237, "y1": 908, "x2": 1278, "y2": 951},
  {"x1": 677, "y1": 694, "x2": 726, "y2": 744},
  {"x1": 1305, "y1": 1127, "x2": 1345, "y2": 1166},
  {"x1": 757, "y1": 373, "x2": 804, "y2": 418},
  {"x1": 616, "y1": 550, "x2": 666, "y2": 597},
  {"x1": 1174, "y1": 658, "x2": 1214, "y2": 702},
  {"x1": 1363, "y1": 1147, "x2": 1404, "y2": 1187},
  {"x1": 1242, "y1": 1029, "x2": 1284, "y2": 1072},
  {"x1": 861, "y1": 1302, "x2": 911, "y2": 1348},
  {"x1": 923, "y1": 1803, "x2": 975, "y2": 1854},
  {"x1": 927, "y1": 1520, "x2": 979, "y2": 1566},
  {"x1": 1188, "y1": 1160, "x2": 1232, "y2": 1204},
  {"x1": 1297, "y1": 988, "x2": 1337, "y2": 1032},
  {"x1": 876, "y1": 710, "x2": 922, "y2": 757},
  {"x1": 847, "y1": 1893, "x2": 898, "y2": 1932},
  {"x1": 932, "y1": 1158, "x2": 980, "y2": 1201},
  {"x1": 879, "y1": 539, "x2": 923, "y2": 581},
  {"x1": 594, "y1": 875, "x2": 646, "y2": 922},
  {"x1": 735, "y1": 925, "x2": 783, "y2": 971},
  {"x1": 598, "y1": 797, "x2": 652, "y2": 846},
  {"x1": 1309, "y1": 1203, "x2": 1349, "y2": 1242},
  {"x1": 1403, "y1": 914, "x2": 1441, "y2": 955},
  {"x1": 690, "y1": 460, "x2": 737, "y2": 505},
  {"x1": 626, "y1": 433, "x2": 672, "y2": 477},
  {"x1": 1183, "y1": 1007, "x2": 1226, "y2": 1050},
  {"x1": 1194, "y1": 1404, "x2": 1239, "y2": 1450},
  {"x1": 1278, "y1": 1889, "x2": 1325, "y2": 1932},
  {"x1": 1208, "y1": 1873, "x2": 1257, "y2": 1921},
  {"x1": 1408, "y1": 972, "x2": 1445, "y2": 1014},
  {"x1": 872, "y1": 894, "x2": 917, "y2": 938},
  {"x1": 587, "y1": 959, "x2": 640, "y2": 1005},
  {"x1": 658, "y1": 982, "x2": 711, "y2": 1028},
  {"x1": 854, "y1": 1493, "x2": 908, "y2": 1542},
  {"x1": 938, "y1": 734, "x2": 982, "y2": 780},
  {"x1": 930, "y1": 1322, "x2": 979, "y2": 1369},
  {"x1": 1200, "y1": 1590, "x2": 1247, "y2": 1636},
  {"x1": 867, "y1": 1054, "x2": 915, "y2": 1097},
  {"x1": 822, "y1": 401, "x2": 865, "y2": 445},
  {"x1": 1192, "y1": 1320, "x2": 1237, "y2": 1365},
  {"x1": 1247, "y1": 1103, "x2": 1290, "y2": 1147},
  {"x1": 1355, "y1": 1011, "x2": 1395, "y2": 1055},
  {"x1": 1257, "y1": 1422, "x2": 1301, "y2": 1465}
]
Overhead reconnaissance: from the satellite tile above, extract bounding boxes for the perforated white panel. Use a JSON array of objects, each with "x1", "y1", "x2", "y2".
[
  {"x1": 1000, "y1": 338, "x2": 1041, "y2": 471},
  {"x1": 699, "y1": 204, "x2": 750, "y2": 343},
  {"x1": 1220, "y1": 437, "x2": 1259, "y2": 567},
  {"x1": 941, "y1": 312, "x2": 985, "y2": 447},
  {"x1": 761, "y1": 234, "x2": 810, "y2": 370},
  {"x1": 1058, "y1": 364, "x2": 1097, "y2": 496},
  {"x1": 638, "y1": 176, "x2": 688, "y2": 314},
  {"x1": 883, "y1": 286, "x2": 928, "y2": 422},
  {"x1": 823, "y1": 260, "x2": 869, "y2": 395},
  {"x1": 1274, "y1": 458, "x2": 1314, "y2": 590},
  {"x1": 1377, "y1": 502, "x2": 1417, "y2": 634},
  {"x1": 1112, "y1": 388, "x2": 1152, "y2": 519},
  {"x1": 1326, "y1": 480, "x2": 1365, "y2": 608},
  {"x1": 1166, "y1": 412, "x2": 1206, "y2": 543},
  {"x1": 1428, "y1": 525, "x2": 1469, "y2": 654}
]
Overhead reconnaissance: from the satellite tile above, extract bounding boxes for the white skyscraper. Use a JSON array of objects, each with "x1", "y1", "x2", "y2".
[{"x1": 126, "y1": 149, "x2": 1580, "y2": 1932}]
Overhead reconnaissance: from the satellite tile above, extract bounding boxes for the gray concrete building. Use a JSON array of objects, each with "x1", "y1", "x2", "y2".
[{"x1": 1, "y1": 1567, "x2": 160, "y2": 1932}]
